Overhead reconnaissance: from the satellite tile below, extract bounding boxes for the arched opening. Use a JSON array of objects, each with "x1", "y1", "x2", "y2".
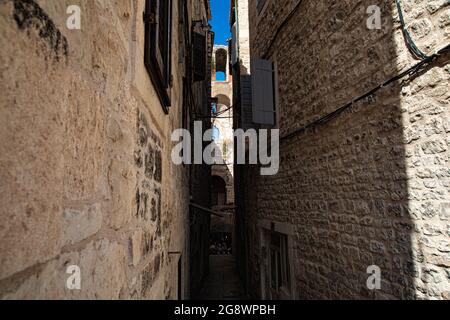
[
  {"x1": 214, "y1": 48, "x2": 227, "y2": 81},
  {"x1": 214, "y1": 94, "x2": 231, "y2": 108},
  {"x1": 216, "y1": 71, "x2": 226, "y2": 81}
]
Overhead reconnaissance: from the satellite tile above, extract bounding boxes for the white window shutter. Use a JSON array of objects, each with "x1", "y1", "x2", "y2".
[
  {"x1": 251, "y1": 59, "x2": 275, "y2": 125},
  {"x1": 240, "y1": 75, "x2": 253, "y2": 130},
  {"x1": 231, "y1": 23, "x2": 238, "y2": 65}
]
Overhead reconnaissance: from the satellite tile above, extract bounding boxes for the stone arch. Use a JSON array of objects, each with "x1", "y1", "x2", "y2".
[
  {"x1": 215, "y1": 48, "x2": 227, "y2": 74},
  {"x1": 213, "y1": 45, "x2": 229, "y2": 81},
  {"x1": 213, "y1": 94, "x2": 231, "y2": 111},
  {"x1": 211, "y1": 165, "x2": 234, "y2": 206}
]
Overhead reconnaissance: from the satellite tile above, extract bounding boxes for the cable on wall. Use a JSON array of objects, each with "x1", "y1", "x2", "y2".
[
  {"x1": 395, "y1": 0, "x2": 429, "y2": 60},
  {"x1": 262, "y1": 0, "x2": 304, "y2": 60},
  {"x1": 263, "y1": 0, "x2": 428, "y2": 60},
  {"x1": 281, "y1": 42, "x2": 450, "y2": 141},
  {"x1": 276, "y1": 0, "x2": 449, "y2": 141}
]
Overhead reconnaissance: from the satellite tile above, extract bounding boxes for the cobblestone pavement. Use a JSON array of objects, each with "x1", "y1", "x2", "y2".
[{"x1": 195, "y1": 255, "x2": 247, "y2": 300}]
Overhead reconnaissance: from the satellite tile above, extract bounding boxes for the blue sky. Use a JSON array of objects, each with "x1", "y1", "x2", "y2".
[{"x1": 210, "y1": 0, "x2": 231, "y2": 45}]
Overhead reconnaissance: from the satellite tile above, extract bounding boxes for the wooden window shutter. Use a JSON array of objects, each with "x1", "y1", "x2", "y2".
[
  {"x1": 144, "y1": 0, "x2": 172, "y2": 111},
  {"x1": 251, "y1": 59, "x2": 275, "y2": 125},
  {"x1": 193, "y1": 31, "x2": 206, "y2": 82},
  {"x1": 240, "y1": 75, "x2": 254, "y2": 130}
]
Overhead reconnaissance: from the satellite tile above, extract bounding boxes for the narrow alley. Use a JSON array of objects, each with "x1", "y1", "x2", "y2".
[
  {"x1": 1, "y1": 0, "x2": 450, "y2": 302},
  {"x1": 195, "y1": 256, "x2": 246, "y2": 300}
]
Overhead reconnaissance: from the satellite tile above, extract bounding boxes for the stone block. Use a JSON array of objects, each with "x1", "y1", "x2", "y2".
[{"x1": 61, "y1": 204, "x2": 102, "y2": 246}]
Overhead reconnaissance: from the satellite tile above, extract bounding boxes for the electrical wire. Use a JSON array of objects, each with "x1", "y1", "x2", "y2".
[
  {"x1": 195, "y1": 105, "x2": 232, "y2": 120},
  {"x1": 262, "y1": 0, "x2": 304, "y2": 60},
  {"x1": 275, "y1": 0, "x2": 449, "y2": 141},
  {"x1": 213, "y1": 107, "x2": 232, "y2": 117},
  {"x1": 396, "y1": 0, "x2": 428, "y2": 60},
  {"x1": 281, "y1": 43, "x2": 450, "y2": 141},
  {"x1": 262, "y1": 0, "x2": 427, "y2": 60}
]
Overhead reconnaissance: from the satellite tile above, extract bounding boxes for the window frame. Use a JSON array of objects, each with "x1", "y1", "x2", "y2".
[
  {"x1": 269, "y1": 232, "x2": 290, "y2": 294},
  {"x1": 258, "y1": 220, "x2": 296, "y2": 300},
  {"x1": 144, "y1": 0, "x2": 173, "y2": 114}
]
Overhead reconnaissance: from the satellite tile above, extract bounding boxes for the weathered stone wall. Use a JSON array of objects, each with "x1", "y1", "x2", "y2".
[
  {"x1": 235, "y1": 0, "x2": 251, "y2": 75},
  {"x1": 0, "y1": 0, "x2": 209, "y2": 299},
  {"x1": 243, "y1": 0, "x2": 450, "y2": 299}
]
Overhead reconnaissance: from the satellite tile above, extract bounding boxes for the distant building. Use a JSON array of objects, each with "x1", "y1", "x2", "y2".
[{"x1": 210, "y1": 45, "x2": 235, "y2": 255}]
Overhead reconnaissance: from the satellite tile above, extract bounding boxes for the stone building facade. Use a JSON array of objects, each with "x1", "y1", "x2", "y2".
[
  {"x1": 235, "y1": 0, "x2": 450, "y2": 299},
  {"x1": 0, "y1": 0, "x2": 212, "y2": 299},
  {"x1": 211, "y1": 45, "x2": 234, "y2": 207},
  {"x1": 210, "y1": 45, "x2": 235, "y2": 254}
]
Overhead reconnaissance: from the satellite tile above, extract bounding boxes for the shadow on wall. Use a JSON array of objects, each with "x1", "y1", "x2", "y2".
[{"x1": 241, "y1": 0, "x2": 450, "y2": 299}]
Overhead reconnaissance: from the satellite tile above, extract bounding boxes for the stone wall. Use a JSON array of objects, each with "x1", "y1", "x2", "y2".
[
  {"x1": 234, "y1": 0, "x2": 251, "y2": 75},
  {"x1": 0, "y1": 0, "x2": 209, "y2": 299},
  {"x1": 242, "y1": 0, "x2": 450, "y2": 299}
]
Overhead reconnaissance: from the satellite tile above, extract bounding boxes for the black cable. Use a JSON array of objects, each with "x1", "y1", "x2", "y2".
[
  {"x1": 215, "y1": 106, "x2": 232, "y2": 116},
  {"x1": 396, "y1": 0, "x2": 428, "y2": 60},
  {"x1": 262, "y1": 0, "x2": 427, "y2": 60},
  {"x1": 195, "y1": 115, "x2": 233, "y2": 119},
  {"x1": 281, "y1": 43, "x2": 450, "y2": 141},
  {"x1": 262, "y1": 0, "x2": 304, "y2": 59}
]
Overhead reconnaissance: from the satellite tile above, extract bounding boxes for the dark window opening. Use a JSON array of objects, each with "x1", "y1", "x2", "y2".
[
  {"x1": 214, "y1": 48, "x2": 227, "y2": 81},
  {"x1": 269, "y1": 232, "x2": 290, "y2": 292},
  {"x1": 144, "y1": 0, "x2": 173, "y2": 112}
]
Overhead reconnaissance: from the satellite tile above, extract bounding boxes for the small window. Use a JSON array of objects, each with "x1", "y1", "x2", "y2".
[
  {"x1": 269, "y1": 232, "x2": 290, "y2": 293},
  {"x1": 144, "y1": 0, "x2": 173, "y2": 113}
]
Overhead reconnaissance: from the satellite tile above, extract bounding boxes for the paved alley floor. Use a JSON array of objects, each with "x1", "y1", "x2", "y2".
[{"x1": 195, "y1": 255, "x2": 247, "y2": 300}]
